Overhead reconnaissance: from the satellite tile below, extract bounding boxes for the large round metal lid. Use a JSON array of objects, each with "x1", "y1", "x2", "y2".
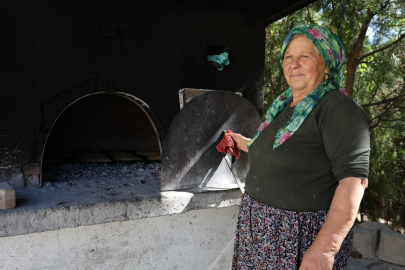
[{"x1": 161, "y1": 90, "x2": 262, "y2": 191}]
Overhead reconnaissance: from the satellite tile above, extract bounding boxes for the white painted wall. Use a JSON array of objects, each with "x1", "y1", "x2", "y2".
[{"x1": 0, "y1": 206, "x2": 239, "y2": 270}]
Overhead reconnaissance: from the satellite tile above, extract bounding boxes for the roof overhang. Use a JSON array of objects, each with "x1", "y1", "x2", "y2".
[{"x1": 170, "y1": 0, "x2": 318, "y2": 26}]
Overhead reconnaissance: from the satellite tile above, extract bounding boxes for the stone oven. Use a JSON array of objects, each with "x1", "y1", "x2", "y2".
[
  {"x1": 1, "y1": 0, "x2": 315, "y2": 189},
  {"x1": 38, "y1": 84, "x2": 164, "y2": 186},
  {"x1": 0, "y1": 0, "x2": 316, "y2": 268}
]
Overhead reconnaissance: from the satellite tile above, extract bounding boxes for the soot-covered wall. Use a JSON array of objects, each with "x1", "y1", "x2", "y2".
[{"x1": 0, "y1": 0, "x2": 265, "y2": 183}]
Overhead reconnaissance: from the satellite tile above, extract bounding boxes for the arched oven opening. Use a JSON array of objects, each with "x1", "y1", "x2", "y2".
[{"x1": 40, "y1": 93, "x2": 162, "y2": 194}]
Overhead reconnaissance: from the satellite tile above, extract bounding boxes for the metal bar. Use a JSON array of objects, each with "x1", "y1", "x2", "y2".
[{"x1": 223, "y1": 153, "x2": 245, "y2": 194}]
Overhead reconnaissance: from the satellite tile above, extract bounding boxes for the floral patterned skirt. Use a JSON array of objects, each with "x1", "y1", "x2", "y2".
[{"x1": 232, "y1": 192, "x2": 353, "y2": 270}]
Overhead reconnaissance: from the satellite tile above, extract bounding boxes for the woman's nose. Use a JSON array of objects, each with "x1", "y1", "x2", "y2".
[{"x1": 291, "y1": 57, "x2": 300, "y2": 68}]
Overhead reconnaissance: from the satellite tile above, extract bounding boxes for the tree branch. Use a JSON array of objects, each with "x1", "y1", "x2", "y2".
[
  {"x1": 361, "y1": 93, "x2": 405, "y2": 107},
  {"x1": 367, "y1": 89, "x2": 401, "y2": 129},
  {"x1": 359, "y1": 33, "x2": 405, "y2": 61},
  {"x1": 379, "y1": 116, "x2": 405, "y2": 122}
]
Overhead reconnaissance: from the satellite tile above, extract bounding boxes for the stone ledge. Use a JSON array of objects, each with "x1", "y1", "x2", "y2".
[
  {"x1": 352, "y1": 221, "x2": 405, "y2": 267},
  {"x1": 352, "y1": 221, "x2": 394, "y2": 259},
  {"x1": 0, "y1": 188, "x2": 242, "y2": 238},
  {"x1": 378, "y1": 230, "x2": 405, "y2": 266},
  {"x1": 352, "y1": 226, "x2": 378, "y2": 259}
]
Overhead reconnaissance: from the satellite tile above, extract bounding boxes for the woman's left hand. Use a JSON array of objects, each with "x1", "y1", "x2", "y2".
[{"x1": 299, "y1": 245, "x2": 335, "y2": 270}]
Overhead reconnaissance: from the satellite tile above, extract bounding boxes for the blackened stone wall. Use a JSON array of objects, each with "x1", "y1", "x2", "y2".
[{"x1": 0, "y1": 0, "x2": 265, "y2": 182}]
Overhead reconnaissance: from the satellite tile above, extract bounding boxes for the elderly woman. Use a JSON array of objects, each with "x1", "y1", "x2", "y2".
[{"x1": 230, "y1": 24, "x2": 370, "y2": 269}]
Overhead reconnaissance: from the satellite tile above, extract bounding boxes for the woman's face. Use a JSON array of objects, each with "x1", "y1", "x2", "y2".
[{"x1": 282, "y1": 35, "x2": 328, "y2": 95}]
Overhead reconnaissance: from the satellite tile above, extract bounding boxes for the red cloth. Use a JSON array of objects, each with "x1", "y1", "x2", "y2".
[{"x1": 216, "y1": 130, "x2": 240, "y2": 160}]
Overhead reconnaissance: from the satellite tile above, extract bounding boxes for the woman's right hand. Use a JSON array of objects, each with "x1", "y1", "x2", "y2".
[{"x1": 228, "y1": 132, "x2": 250, "y2": 153}]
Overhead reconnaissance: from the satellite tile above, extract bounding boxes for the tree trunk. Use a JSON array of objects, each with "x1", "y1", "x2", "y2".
[
  {"x1": 345, "y1": 29, "x2": 369, "y2": 97},
  {"x1": 345, "y1": 59, "x2": 357, "y2": 98},
  {"x1": 344, "y1": 9, "x2": 375, "y2": 97}
]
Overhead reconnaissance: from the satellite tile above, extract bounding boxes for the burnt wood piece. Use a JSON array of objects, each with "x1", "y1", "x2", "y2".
[{"x1": 161, "y1": 90, "x2": 262, "y2": 191}]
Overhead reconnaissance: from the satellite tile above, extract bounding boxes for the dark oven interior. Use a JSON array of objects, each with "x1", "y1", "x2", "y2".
[{"x1": 43, "y1": 93, "x2": 161, "y2": 165}]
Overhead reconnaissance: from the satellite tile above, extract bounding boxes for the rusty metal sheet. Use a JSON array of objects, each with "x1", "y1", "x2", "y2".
[{"x1": 161, "y1": 90, "x2": 262, "y2": 191}]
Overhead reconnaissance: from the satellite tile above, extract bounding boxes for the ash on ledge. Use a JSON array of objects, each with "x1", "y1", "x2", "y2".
[
  {"x1": 42, "y1": 162, "x2": 161, "y2": 192},
  {"x1": 9, "y1": 161, "x2": 162, "y2": 212},
  {"x1": 15, "y1": 161, "x2": 160, "y2": 211}
]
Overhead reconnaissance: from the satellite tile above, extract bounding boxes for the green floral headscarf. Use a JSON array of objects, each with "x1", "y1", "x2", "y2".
[{"x1": 247, "y1": 24, "x2": 348, "y2": 150}]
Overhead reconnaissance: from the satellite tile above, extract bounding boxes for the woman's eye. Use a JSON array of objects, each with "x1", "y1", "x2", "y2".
[{"x1": 284, "y1": 55, "x2": 291, "y2": 59}]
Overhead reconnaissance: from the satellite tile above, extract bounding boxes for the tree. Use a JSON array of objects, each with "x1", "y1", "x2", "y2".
[
  {"x1": 317, "y1": 0, "x2": 405, "y2": 97},
  {"x1": 264, "y1": 0, "x2": 405, "y2": 231}
]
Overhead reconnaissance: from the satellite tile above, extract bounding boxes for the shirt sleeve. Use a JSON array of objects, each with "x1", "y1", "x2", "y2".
[{"x1": 321, "y1": 99, "x2": 370, "y2": 181}]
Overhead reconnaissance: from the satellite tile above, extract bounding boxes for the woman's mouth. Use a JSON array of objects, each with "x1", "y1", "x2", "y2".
[{"x1": 291, "y1": 74, "x2": 303, "y2": 78}]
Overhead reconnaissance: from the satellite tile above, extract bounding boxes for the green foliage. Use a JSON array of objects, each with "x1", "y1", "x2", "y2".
[{"x1": 264, "y1": 0, "x2": 405, "y2": 231}]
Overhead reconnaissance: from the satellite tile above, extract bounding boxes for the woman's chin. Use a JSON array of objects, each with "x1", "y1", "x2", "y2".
[{"x1": 291, "y1": 85, "x2": 310, "y2": 93}]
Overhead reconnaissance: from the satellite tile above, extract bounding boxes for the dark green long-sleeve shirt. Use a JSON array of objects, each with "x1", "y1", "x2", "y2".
[{"x1": 245, "y1": 91, "x2": 370, "y2": 212}]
